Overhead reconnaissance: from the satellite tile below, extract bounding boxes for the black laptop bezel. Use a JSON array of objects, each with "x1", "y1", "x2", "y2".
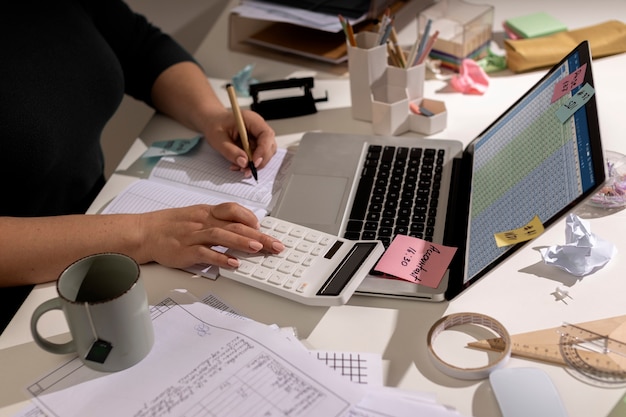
[{"x1": 444, "y1": 41, "x2": 606, "y2": 301}]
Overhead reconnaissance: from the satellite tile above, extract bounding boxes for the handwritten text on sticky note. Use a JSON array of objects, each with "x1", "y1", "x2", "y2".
[
  {"x1": 551, "y1": 63, "x2": 587, "y2": 103},
  {"x1": 494, "y1": 215, "x2": 545, "y2": 248},
  {"x1": 374, "y1": 235, "x2": 457, "y2": 288},
  {"x1": 555, "y1": 83, "x2": 595, "y2": 123}
]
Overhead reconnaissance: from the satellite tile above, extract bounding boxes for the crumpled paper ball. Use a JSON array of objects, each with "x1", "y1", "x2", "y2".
[
  {"x1": 450, "y1": 59, "x2": 490, "y2": 95},
  {"x1": 539, "y1": 213, "x2": 616, "y2": 276}
]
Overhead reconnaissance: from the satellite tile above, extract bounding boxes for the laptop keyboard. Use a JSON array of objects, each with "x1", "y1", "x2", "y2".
[{"x1": 343, "y1": 145, "x2": 445, "y2": 248}]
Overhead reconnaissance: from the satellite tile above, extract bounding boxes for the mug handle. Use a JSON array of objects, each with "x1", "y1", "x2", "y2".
[{"x1": 30, "y1": 298, "x2": 77, "y2": 355}]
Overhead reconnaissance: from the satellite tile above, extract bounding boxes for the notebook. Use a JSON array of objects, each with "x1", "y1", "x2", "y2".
[{"x1": 271, "y1": 41, "x2": 606, "y2": 302}]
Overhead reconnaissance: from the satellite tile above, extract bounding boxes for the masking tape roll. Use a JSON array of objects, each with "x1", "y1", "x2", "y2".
[{"x1": 427, "y1": 312, "x2": 511, "y2": 380}]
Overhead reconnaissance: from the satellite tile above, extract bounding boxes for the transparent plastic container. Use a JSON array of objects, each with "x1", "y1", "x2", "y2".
[
  {"x1": 589, "y1": 150, "x2": 626, "y2": 209},
  {"x1": 418, "y1": 0, "x2": 493, "y2": 67}
]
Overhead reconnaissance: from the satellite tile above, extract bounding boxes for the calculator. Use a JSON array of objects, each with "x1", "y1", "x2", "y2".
[{"x1": 218, "y1": 217, "x2": 385, "y2": 306}]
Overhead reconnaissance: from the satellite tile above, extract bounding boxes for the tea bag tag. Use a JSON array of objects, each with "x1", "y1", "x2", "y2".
[
  {"x1": 82, "y1": 302, "x2": 113, "y2": 363},
  {"x1": 85, "y1": 339, "x2": 113, "y2": 364}
]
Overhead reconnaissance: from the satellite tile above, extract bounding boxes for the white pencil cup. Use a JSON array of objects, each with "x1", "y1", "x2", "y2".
[
  {"x1": 347, "y1": 31, "x2": 387, "y2": 122},
  {"x1": 371, "y1": 85, "x2": 410, "y2": 136},
  {"x1": 370, "y1": 64, "x2": 427, "y2": 136},
  {"x1": 386, "y1": 64, "x2": 425, "y2": 102}
]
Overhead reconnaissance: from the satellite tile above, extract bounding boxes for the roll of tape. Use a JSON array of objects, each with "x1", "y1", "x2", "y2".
[{"x1": 427, "y1": 312, "x2": 511, "y2": 380}]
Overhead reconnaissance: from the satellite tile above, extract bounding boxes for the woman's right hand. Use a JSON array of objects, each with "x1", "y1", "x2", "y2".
[{"x1": 135, "y1": 203, "x2": 285, "y2": 269}]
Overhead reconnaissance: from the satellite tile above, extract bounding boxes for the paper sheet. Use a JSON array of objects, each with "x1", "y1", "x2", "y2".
[
  {"x1": 14, "y1": 291, "x2": 464, "y2": 417},
  {"x1": 313, "y1": 351, "x2": 383, "y2": 386},
  {"x1": 23, "y1": 298, "x2": 364, "y2": 417},
  {"x1": 232, "y1": 1, "x2": 367, "y2": 33},
  {"x1": 149, "y1": 141, "x2": 291, "y2": 208}
]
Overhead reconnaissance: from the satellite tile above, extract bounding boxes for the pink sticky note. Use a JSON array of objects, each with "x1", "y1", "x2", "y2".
[
  {"x1": 374, "y1": 235, "x2": 457, "y2": 288},
  {"x1": 551, "y1": 63, "x2": 587, "y2": 103}
]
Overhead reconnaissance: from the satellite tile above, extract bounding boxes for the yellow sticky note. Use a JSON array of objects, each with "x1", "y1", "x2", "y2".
[{"x1": 494, "y1": 215, "x2": 544, "y2": 247}]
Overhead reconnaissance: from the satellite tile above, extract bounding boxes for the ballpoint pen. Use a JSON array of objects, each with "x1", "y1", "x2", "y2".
[{"x1": 226, "y1": 83, "x2": 258, "y2": 182}]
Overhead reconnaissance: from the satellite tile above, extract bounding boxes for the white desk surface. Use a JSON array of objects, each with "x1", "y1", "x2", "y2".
[{"x1": 2, "y1": 1, "x2": 626, "y2": 416}]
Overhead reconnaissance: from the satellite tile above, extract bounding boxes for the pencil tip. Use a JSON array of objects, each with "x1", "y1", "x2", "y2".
[{"x1": 249, "y1": 161, "x2": 258, "y2": 182}]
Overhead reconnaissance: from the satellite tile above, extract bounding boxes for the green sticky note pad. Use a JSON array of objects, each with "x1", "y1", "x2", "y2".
[{"x1": 505, "y1": 12, "x2": 567, "y2": 38}]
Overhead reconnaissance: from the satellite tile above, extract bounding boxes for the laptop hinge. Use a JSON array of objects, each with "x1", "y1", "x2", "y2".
[{"x1": 443, "y1": 152, "x2": 472, "y2": 300}]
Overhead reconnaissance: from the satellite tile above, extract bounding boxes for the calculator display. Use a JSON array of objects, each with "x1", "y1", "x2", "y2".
[{"x1": 317, "y1": 242, "x2": 379, "y2": 296}]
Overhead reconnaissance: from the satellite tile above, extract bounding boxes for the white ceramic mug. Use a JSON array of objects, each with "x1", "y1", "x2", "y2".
[{"x1": 30, "y1": 253, "x2": 154, "y2": 372}]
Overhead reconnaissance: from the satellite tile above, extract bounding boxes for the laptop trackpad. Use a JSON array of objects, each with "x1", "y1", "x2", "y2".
[{"x1": 275, "y1": 174, "x2": 348, "y2": 233}]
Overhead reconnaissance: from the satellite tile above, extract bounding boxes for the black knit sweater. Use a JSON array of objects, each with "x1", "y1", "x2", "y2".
[
  {"x1": 0, "y1": 0, "x2": 195, "y2": 217},
  {"x1": 0, "y1": 0, "x2": 196, "y2": 333}
]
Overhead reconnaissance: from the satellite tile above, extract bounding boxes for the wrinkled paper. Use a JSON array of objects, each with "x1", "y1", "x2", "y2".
[
  {"x1": 539, "y1": 214, "x2": 616, "y2": 276},
  {"x1": 450, "y1": 59, "x2": 489, "y2": 95}
]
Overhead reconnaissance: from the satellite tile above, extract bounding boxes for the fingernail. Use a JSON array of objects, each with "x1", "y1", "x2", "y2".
[
  {"x1": 227, "y1": 257, "x2": 239, "y2": 268},
  {"x1": 254, "y1": 157, "x2": 263, "y2": 167},
  {"x1": 272, "y1": 241, "x2": 285, "y2": 253},
  {"x1": 249, "y1": 241, "x2": 263, "y2": 251},
  {"x1": 236, "y1": 156, "x2": 247, "y2": 168}
]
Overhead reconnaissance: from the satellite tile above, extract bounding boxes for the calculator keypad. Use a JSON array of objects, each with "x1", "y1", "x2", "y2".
[
  {"x1": 218, "y1": 217, "x2": 384, "y2": 306},
  {"x1": 224, "y1": 217, "x2": 334, "y2": 294}
]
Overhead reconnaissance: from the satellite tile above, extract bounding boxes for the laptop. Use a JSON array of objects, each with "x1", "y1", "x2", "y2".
[{"x1": 271, "y1": 41, "x2": 606, "y2": 302}]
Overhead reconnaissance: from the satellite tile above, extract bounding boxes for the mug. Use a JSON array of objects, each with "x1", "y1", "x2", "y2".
[{"x1": 30, "y1": 253, "x2": 154, "y2": 372}]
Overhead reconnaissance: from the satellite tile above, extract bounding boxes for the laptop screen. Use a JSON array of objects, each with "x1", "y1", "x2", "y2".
[{"x1": 462, "y1": 41, "x2": 604, "y2": 285}]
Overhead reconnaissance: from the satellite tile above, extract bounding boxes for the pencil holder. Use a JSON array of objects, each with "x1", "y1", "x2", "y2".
[
  {"x1": 409, "y1": 98, "x2": 447, "y2": 135},
  {"x1": 371, "y1": 85, "x2": 410, "y2": 136},
  {"x1": 347, "y1": 31, "x2": 387, "y2": 122},
  {"x1": 370, "y1": 64, "x2": 428, "y2": 136},
  {"x1": 385, "y1": 63, "x2": 425, "y2": 102}
]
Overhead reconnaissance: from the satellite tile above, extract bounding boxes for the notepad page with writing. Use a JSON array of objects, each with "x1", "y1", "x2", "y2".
[{"x1": 149, "y1": 141, "x2": 291, "y2": 209}]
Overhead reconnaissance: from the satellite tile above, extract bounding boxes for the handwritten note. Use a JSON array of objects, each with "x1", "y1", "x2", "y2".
[
  {"x1": 374, "y1": 235, "x2": 457, "y2": 288},
  {"x1": 555, "y1": 83, "x2": 595, "y2": 123},
  {"x1": 494, "y1": 215, "x2": 544, "y2": 247},
  {"x1": 551, "y1": 63, "x2": 587, "y2": 103}
]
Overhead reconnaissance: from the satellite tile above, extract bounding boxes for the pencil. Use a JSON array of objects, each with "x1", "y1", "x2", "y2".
[
  {"x1": 225, "y1": 83, "x2": 258, "y2": 182},
  {"x1": 389, "y1": 27, "x2": 406, "y2": 68},
  {"x1": 416, "y1": 30, "x2": 439, "y2": 65},
  {"x1": 406, "y1": 35, "x2": 421, "y2": 68},
  {"x1": 338, "y1": 15, "x2": 356, "y2": 47},
  {"x1": 415, "y1": 18, "x2": 433, "y2": 64}
]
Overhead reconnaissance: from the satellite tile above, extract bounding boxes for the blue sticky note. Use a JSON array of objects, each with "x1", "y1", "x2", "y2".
[
  {"x1": 555, "y1": 83, "x2": 595, "y2": 123},
  {"x1": 142, "y1": 136, "x2": 201, "y2": 158}
]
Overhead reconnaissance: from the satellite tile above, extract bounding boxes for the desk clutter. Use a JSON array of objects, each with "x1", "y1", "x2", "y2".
[
  {"x1": 347, "y1": 30, "x2": 447, "y2": 136},
  {"x1": 19, "y1": 292, "x2": 470, "y2": 417},
  {"x1": 228, "y1": 0, "x2": 422, "y2": 66}
]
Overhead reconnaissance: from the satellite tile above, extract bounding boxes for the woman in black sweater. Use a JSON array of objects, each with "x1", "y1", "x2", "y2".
[{"x1": 0, "y1": 0, "x2": 284, "y2": 332}]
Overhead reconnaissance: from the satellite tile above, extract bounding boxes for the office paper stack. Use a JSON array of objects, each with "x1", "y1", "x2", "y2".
[
  {"x1": 228, "y1": 0, "x2": 430, "y2": 66},
  {"x1": 19, "y1": 292, "x2": 469, "y2": 417},
  {"x1": 255, "y1": 0, "x2": 399, "y2": 20}
]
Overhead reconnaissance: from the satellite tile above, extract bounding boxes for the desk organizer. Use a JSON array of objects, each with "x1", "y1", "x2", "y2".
[
  {"x1": 418, "y1": 0, "x2": 494, "y2": 72},
  {"x1": 347, "y1": 32, "x2": 387, "y2": 122},
  {"x1": 348, "y1": 31, "x2": 447, "y2": 136}
]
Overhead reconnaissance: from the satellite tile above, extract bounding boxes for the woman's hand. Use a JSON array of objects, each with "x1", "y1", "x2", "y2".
[
  {"x1": 201, "y1": 108, "x2": 277, "y2": 178},
  {"x1": 137, "y1": 203, "x2": 284, "y2": 269},
  {"x1": 150, "y1": 62, "x2": 278, "y2": 178}
]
